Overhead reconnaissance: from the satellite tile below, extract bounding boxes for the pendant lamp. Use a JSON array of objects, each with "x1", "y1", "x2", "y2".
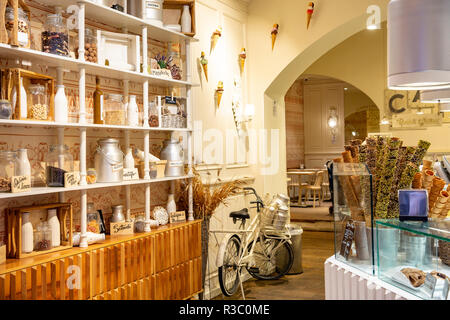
[
  {"x1": 388, "y1": 0, "x2": 450, "y2": 90},
  {"x1": 421, "y1": 89, "x2": 450, "y2": 104}
]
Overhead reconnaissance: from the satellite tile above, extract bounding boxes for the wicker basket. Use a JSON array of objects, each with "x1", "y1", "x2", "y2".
[{"x1": 438, "y1": 240, "x2": 450, "y2": 266}]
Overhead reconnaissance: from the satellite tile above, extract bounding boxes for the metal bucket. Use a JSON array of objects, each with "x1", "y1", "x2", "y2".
[
  {"x1": 354, "y1": 221, "x2": 370, "y2": 260},
  {"x1": 94, "y1": 138, "x2": 124, "y2": 183},
  {"x1": 405, "y1": 233, "x2": 432, "y2": 267}
]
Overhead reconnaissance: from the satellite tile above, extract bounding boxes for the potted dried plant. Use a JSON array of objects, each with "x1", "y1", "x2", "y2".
[{"x1": 177, "y1": 169, "x2": 244, "y2": 300}]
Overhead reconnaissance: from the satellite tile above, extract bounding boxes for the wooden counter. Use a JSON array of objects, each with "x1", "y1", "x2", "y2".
[{"x1": 0, "y1": 220, "x2": 202, "y2": 300}]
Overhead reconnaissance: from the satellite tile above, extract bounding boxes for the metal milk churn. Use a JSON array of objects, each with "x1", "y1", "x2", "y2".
[
  {"x1": 160, "y1": 139, "x2": 184, "y2": 177},
  {"x1": 94, "y1": 138, "x2": 124, "y2": 183}
]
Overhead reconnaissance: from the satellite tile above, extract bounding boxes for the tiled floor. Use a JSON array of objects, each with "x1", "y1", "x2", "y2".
[{"x1": 214, "y1": 231, "x2": 334, "y2": 300}]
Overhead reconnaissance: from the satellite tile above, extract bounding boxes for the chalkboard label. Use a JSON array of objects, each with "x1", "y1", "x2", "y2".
[
  {"x1": 340, "y1": 220, "x2": 355, "y2": 260},
  {"x1": 123, "y1": 168, "x2": 139, "y2": 181},
  {"x1": 110, "y1": 221, "x2": 134, "y2": 236},
  {"x1": 165, "y1": 96, "x2": 177, "y2": 105},
  {"x1": 64, "y1": 172, "x2": 80, "y2": 188},
  {"x1": 170, "y1": 211, "x2": 186, "y2": 224},
  {"x1": 11, "y1": 175, "x2": 31, "y2": 193}
]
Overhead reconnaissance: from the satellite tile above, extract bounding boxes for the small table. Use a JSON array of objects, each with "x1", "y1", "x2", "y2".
[{"x1": 287, "y1": 171, "x2": 316, "y2": 207}]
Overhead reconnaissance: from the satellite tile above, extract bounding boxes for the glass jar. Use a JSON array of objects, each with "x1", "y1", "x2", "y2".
[
  {"x1": 87, "y1": 202, "x2": 101, "y2": 234},
  {"x1": 0, "y1": 151, "x2": 19, "y2": 192},
  {"x1": 149, "y1": 101, "x2": 159, "y2": 127},
  {"x1": 5, "y1": 6, "x2": 29, "y2": 47},
  {"x1": 84, "y1": 28, "x2": 97, "y2": 63},
  {"x1": 0, "y1": 100, "x2": 12, "y2": 119},
  {"x1": 134, "y1": 215, "x2": 145, "y2": 233},
  {"x1": 34, "y1": 221, "x2": 52, "y2": 251},
  {"x1": 42, "y1": 13, "x2": 69, "y2": 56},
  {"x1": 28, "y1": 84, "x2": 49, "y2": 120},
  {"x1": 104, "y1": 94, "x2": 125, "y2": 125},
  {"x1": 45, "y1": 144, "x2": 74, "y2": 187},
  {"x1": 87, "y1": 168, "x2": 97, "y2": 184}
]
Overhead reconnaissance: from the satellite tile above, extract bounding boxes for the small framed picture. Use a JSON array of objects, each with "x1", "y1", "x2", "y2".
[{"x1": 398, "y1": 189, "x2": 428, "y2": 222}]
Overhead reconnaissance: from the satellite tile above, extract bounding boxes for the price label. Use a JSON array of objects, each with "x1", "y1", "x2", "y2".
[
  {"x1": 340, "y1": 220, "x2": 355, "y2": 260},
  {"x1": 123, "y1": 168, "x2": 139, "y2": 181},
  {"x1": 151, "y1": 69, "x2": 172, "y2": 79},
  {"x1": 11, "y1": 175, "x2": 31, "y2": 193},
  {"x1": 64, "y1": 172, "x2": 80, "y2": 188},
  {"x1": 169, "y1": 211, "x2": 186, "y2": 224},
  {"x1": 110, "y1": 221, "x2": 134, "y2": 236}
]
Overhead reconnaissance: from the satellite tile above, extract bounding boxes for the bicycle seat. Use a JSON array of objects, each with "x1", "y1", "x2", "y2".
[{"x1": 229, "y1": 208, "x2": 250, "y2": 220}]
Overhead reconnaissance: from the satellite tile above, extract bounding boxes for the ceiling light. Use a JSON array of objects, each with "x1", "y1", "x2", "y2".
[
  {"x1": 421, "y1": 89, "x2": 450, "y2": 104},
  {"x1": 380, "y1": 118, "x2": 391, "y2": 125},
  {"x1": 367, "y1": 24, "x2": 378, "y2": 30},
  {"x1": 388, "y1": 0, "x2": 450, "y2": 90},
  {"x1": 344, "y1": 87, "x2": 348, "y2": 91}
]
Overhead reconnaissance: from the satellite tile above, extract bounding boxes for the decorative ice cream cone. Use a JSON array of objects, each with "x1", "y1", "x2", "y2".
[
  {"x1": 210, "y1": 27, "x2": 222, "y2": 54},
  {"x1": 307, "y1": 2, "x2": 315, "y2": 29},
  {"x1": 200, "y1": 52, "x2": 208, "y2": 82},
  {"x1": 239, "y1": 48, "x2": 246, "y2": 74},
  {"x1": 271, "y1": 24, "x2": 279, "y2": 50},
  {"x1": 216, "y1": 81, "x2": 224, "y2": 107}
]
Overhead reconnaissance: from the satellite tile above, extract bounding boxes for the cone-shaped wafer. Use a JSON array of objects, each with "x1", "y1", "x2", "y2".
[
  {"x1": 210, "y1": 27, "x2": 222, "y2": 54},
  {"x1": 200, "y1": 52, "x2": 208, "y2": 82},
  {"x1": 202, "y1": 64, "x2": 208, "y2": 82},
  {"x1": 423, "y1": 170, "x2": 435, "y2": 191},
  {"x1": 423, "y1": 160, "x2": 433, "y2": 170},
  {"x1": 216, "y1": 81, "x2": 224, "y2": 107},
  {"x1": 412, "y1": 172, "x2": 422, "y2": 189},
  {"x1": 271, "y1": 24, "x2": 279, "y2": 50},
  {"x1": 307, "y1": 2, "x2": 315, "y2": 29},
  {"x1": 239, "y1": 48, "x2": 246, "y2": 74}
]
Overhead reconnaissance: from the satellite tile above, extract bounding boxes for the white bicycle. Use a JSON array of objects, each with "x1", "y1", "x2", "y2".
[{"x1": 210, "y1": 188, "x2": 294, "y2": 298}]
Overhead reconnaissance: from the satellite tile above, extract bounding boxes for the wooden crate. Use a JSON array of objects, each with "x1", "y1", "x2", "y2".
[
  {"x1": 0, "y1": 0, "x2": 31, "y2": 48},
  {"x1": 163, "y1": 0, "x2": 196, "y2": 37},
  {"x1": 0, "y1": 245, "x2": 5, "y2": 265},
  {"x1": 97, "y1": 30, "x2": 140, "y2": 72},
  {"x1": 0, "y1": 68, "x2": 55, "y2": 120},
  {"x1": 5, "y1": 203, "x2": 73, "y2": 259}
]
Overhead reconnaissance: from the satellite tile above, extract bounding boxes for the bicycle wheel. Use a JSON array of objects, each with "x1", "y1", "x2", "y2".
[
  {"x1": 218, "y1": 235, "x2": 241, "y2": 297},
  {"x1": 246, "y1": 236, "x2": 294, "y2": 280}
]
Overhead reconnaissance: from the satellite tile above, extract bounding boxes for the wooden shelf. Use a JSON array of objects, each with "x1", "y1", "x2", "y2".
[
  {"x1": 0, "y1": 119, "x2": 192, "y2": 132},
  {"x1": 0, "y1": 44, "x2": 198, "y2": 87},
  {"x1": 35, "y1": 0, "x2": 199, "y2": 43},
  {"x1": 0, "y1": 175, "x2": 193, "y2": 199}
]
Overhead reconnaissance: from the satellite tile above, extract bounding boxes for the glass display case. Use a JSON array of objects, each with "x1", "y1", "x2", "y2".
[
  {"x1": 333, "y1": 162, "x2": 375, "y2": 275},
  {"x1": 376, "y1": 219, "x2": 450, "y2": 300}
]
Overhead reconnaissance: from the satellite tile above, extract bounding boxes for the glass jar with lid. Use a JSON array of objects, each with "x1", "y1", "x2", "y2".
[
  {"x1": 149, "y1": 101, "x2": 159, "y2": 127},
  {"x1": 5, "y1": 6, "x2": 29, "y2": 47},
  {"x1": 28, "y1": 83, "x2": 49, "y2": 120},
  {"x1": 45, "y1": 144, "x2": 74, "y2": 187},
  {"x1": 42, "y1": 13, "x2": 69, "y2": 56},
  {"x1": 34, "y1": 221, "x2": 52, "y2": 251},
  {"x1": 87, "y1": 202, "x2": 101, "y2": 234},
  {"x1": 84, "y1": 28, "x2": 97, "y2": 63},
  {"x1": 0, "y1": 151, "x2": 19, "y2": 192},
  {"x1": 0, "y1": 100, "x2": 12, "y2": 119},
  {"x1": 104, "y1": 94, "x2": 125, "y2": 125}
]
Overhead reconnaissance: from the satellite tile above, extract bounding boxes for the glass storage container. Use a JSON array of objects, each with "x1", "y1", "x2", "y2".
[
  {"x1": 87, "y1": 202, "x2": 101, "y2": 234},
  {"x1": 332, "y1": 162, "x2": 375, "y2": 275},
  {"x1": 34, "y1": 221, "x2": 52, "y2": 251},
  {"x1": 0, "y1": 100, "x2": 12, "y2": 119},
  {"x1": 103, "y1": 94, "x2": 125, "y2": 125},
  {"x1": 0, "y1": 151, "x2": 19, "y2": 192},
  {"x1": 84, "y1": 28, "x2": 97, "y2": 63},
  {"x1": 5, "y1": 6, "x2": 29, "y2": 47},
  {"x1": 42, "y1": 13, "x2": 69, "y2": 56},
  {"x1": 28, "y1": 83, "x2": 49, "y2": 120},
  {"x1": 148, "y1": 101, "x2": 159, "y2": 127},
  {"x1": 87, "y1": 168, "x2": 97, "y2": 184},
  {"x1": 45, "y1": 144, "x2": 74, "y2": 187},
  {"x1": 376, "y1": 219, "x2": 450, "y2": 300}
]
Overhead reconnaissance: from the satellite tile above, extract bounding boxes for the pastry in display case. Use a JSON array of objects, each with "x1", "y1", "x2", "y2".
[{"x1": 376, "y1": 219, "x2": 449, "y2": 300}]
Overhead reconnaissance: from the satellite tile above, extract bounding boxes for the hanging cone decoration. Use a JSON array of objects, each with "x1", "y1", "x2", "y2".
[
  {"x1": 200, "y1": 52, "x2": 208, "y2": 82},
  {"x1": 307, "y1": 2, "x2": 315, "y2": 29},
  {"x1": 239, "y1": 48, "x2": 246, "y2": 74},
  {"x1": 210, "y1": 27, "x2": 222, "y2": 54},
  {"x1": 216, "y1": 81, "x2": 224, "y2": 107},
  {"x1": 271, "y1": 24, "x2": 279, "y2": 50}
]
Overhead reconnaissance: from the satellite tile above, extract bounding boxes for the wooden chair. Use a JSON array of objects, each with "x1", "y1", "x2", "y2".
[
  {"x1": 287, "y1": 173, "x2": 300, "y2": 201},
  {"x1": 321, "y1": 171, "x2": 331, "y2": 200},
  {"x1": 303, "y1": 170, "x2": 324, "y2": 208}
]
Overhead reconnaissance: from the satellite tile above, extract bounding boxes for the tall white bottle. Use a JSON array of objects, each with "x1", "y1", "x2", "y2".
[
  {"x1": 47, "y1": 209, "x2": 60, "y2": 247},
  {"x1": 124, "y1": 148, "x2": 135, "y2": 169},
  {"x1": 167, "y1": 193, "x2": 176, "y2": 214},
  {"x1": 181, "y1": 5, "x2": 192, "y2": 34},
  {"x1": 54, "y1": 85, "x2": 68, "y2": 123},
  {"x1": 127, "y1": 95, "x2": 139, "y2": 127},
  {"x1": 22, "y1": 212, "x2": 33, "y2": 253},
  {"x1": 19, "y1": 78, "x2": 27, "y2": 119},
  {"x1": 17, "y1": 148, "x2": 31, "y2": 177}
]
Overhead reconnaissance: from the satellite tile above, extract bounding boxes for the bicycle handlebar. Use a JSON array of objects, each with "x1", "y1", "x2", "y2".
[{"x1": 243, "y1": 187, "x2": 264, "y2": 211}]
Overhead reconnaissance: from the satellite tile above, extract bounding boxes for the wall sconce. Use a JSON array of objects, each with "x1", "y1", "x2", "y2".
[
  {"x1": 327, "y1": 106, "x2": 338, "y2": 143},
  {"x1": 232, "y1": 103, "x2": 254, "y2": 135}
]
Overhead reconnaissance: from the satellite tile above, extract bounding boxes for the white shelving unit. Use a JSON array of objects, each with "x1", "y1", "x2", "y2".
[{"x1": 0, "y1": 0, "x2": 196, "y2": 247}]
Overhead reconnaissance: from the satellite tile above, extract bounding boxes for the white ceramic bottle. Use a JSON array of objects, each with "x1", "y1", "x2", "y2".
[
  {"x1": 17, "y1": 148, "x2": 31, "y2": 177},
  {"x1": 19, "y1": 78, "x2": 27, "y2": 119},
  {"x1": 181, "y1": 5, "x2": 192, "y2": 34},
  {"x1": 47, "y1": 209, "x2": 60, "y2": 247},
  {"x1": 22, "y1": 212, "x2": 33, "y2": 253},
  {"x1": 167, "y1": 193, "x2": 176, "y2": 214},
  {"x1": 127, "y1": 95, "x2": 139, "y2": 127},
  {"x1": 54, "y1": 85, "x2": 68, "y2": 123},
  {"x1": 124, "y1": 147, "x2": 135, "y2": 169}
]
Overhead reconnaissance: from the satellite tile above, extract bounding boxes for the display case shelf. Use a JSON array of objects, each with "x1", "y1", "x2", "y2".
[
  {"x1": 0, "y1": 175, "x2": 193, "y2": 199},
  {"x1": 0, "y1": 44, "x2": 197, "y2": 87},
  {"x1": 35, "y1": 0, "x2": 199, "y2": 43},
  {"x1": 0, "y1": 119, "x2": 192, "y2": 132}
]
